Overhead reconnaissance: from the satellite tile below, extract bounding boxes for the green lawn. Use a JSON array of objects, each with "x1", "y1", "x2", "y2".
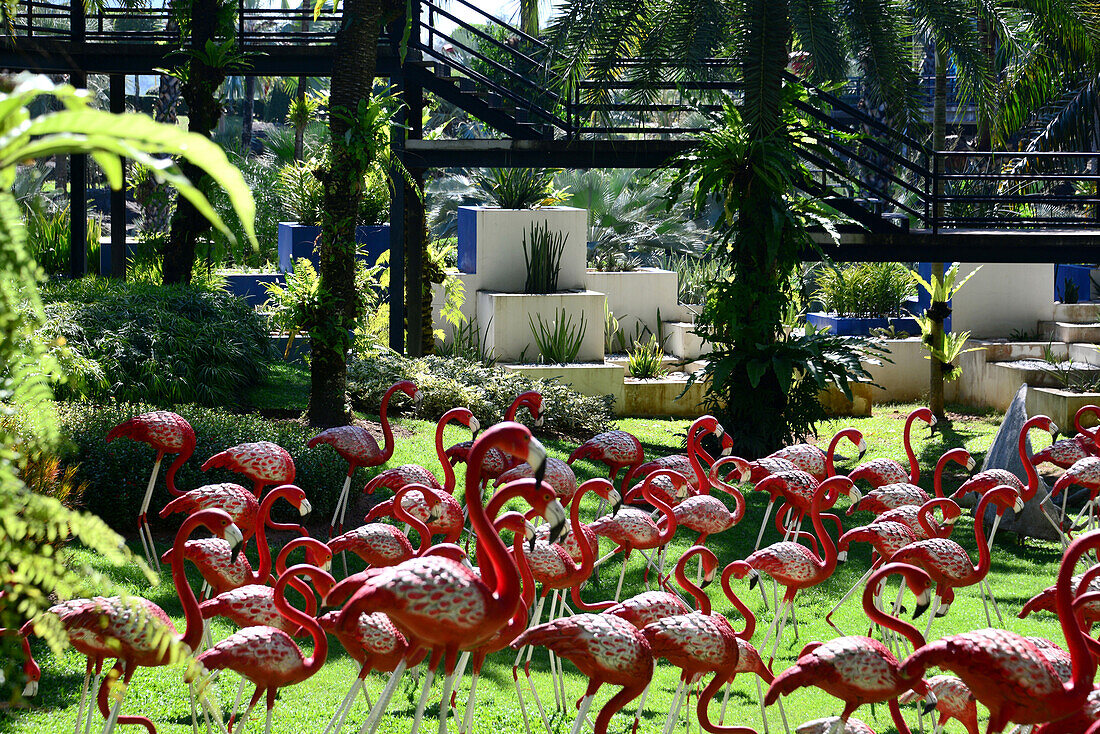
[{"x1": 2, "y1": 403, "x2": 1071, "y2": 734}]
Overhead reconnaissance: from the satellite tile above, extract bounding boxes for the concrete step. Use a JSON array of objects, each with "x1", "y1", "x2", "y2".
[
  {"x1": 982, "y1": 340, "x2": 1068, "y2": 363},
  {"x1": 1054, "y1": 322, "x2": 1100, "y2": 344},
  {"x1": 1053, "y1": 302, "x2": 1100, "y2": 324},
  {"x1": 663, "y1": 321, "x2": 707, "y2": 361},
  {"x1": 989, "y1": 359, "x2": 1100, "y2": 389}
]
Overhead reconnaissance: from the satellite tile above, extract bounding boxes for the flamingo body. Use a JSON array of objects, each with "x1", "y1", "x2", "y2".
[
  {"x1": 899, "y1": 675, "x2": 979, "y2": 734},
  {"x1": 365, "y1": 464, "x2": 443, "y2": 494},
  {"x1": 308, "y1": 425, "x2": 382, "y2": 468},
  {"x1": 161, "y1": 483, "x2": 258, "y2": 539},
  {"x1": 163, "y1": 538, "x2": 252, "y2": 594},
  {"x1": 365, "y1": 488, "x2": 464, "y2": 543},
  {"x1": 201, "y1": 441, "x2": 295, "y2": 496},
  {"x1": 497, "y1": 458, "x2": 577, "y2": 504},
  {"x1": 199, "y1": 585, "x2": 303, "y2": 636},
  {"x1": 198, "y1": 624, "x2": 313, "y2": 687},
  {"x1": 673, "y1": 494, "x2": 738, "y2": 539},
  {"x1": 318, "y1": 610, "x2": 409, "y2": 674},
  {"x1": 568, "y1": 430, "x2": 644, "y2": 480},
  {"x1": 328, "y1": 524, "x2": 416, "y2": 567},
  {"x1": 605, "y1": 591, "x2": 692, "y2": 629},
  {"x1": 853, "y1": 483, "x2": 930, "y2": 514}
]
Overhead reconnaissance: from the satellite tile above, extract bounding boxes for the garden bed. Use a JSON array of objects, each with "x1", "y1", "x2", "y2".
[{"x1": 805, "y1": 312, "x2": 920, "y2": 336}]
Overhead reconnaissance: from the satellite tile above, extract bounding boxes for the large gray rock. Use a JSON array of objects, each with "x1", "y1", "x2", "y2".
[{"x1": 978, "y1": 385, "x2": 1060, "y2": 541}]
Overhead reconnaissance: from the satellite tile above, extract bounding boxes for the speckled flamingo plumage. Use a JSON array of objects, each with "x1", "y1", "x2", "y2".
[
  {"x1": 899, "y1": 675, "x2": 980, "y2": 734},
  {"x1": 796, "y1": 718, "x2": 878, "y2": 734},
  {"x1": 160, "y1": 482, "x2": 258, "y2": 539},
  {"x1": 852, "y1": 483, "x2": 931, "y2": 514},
  {"x1": 768, "y1": 428, "x2": 865, "y2": 482},
  {"x1": 874, "y1": 498, "x2": 962, "y2": 541},
  {"x1": 590, "y1": 504, "x2": 674, "y2": 555},
  {"x1": 318, "y1": 610, "x2": 410, "y2": 674},
  {"x1": 106, "y1": 410, "x2": 195, "y2": 494},
  {"x1": 165, "y1": 537, "x2": 253, "y2": 594},
  {"x1": 511, "y1": 613, "x2": 654, "y2": 734},
  {"x1": 1021, "y1": 566, "x2": 1100, "y2": 622},
  {"x1": 1054, "y1": 456, "x2": 1100, "y2": 499},
  {"x1": 900, "y1": 531, "x2": 1100, "y2": 734},
  {"x1": 329, "y1": 524, "x2": 417, "y2": 566},
  {"x1": 673, "y1": 494, "x2": 739, "y2": 543},
  {"x1": 850, "y1": 408, "x2": 935, "y2": 488},
  {"x1": 747, "y1": 456, "x2": 801, "y2": 482},
  {"x1": 1034, "y1": 406, "x2": 1100, "y2": 470},
  {"x1": 568, "y1": 429, "x2": 644, "y2": 483},
  {"x1": 605, "y1": 590, "x2": 692, "y2": 628},
  {"x1": 633, "y1": 454, "x2": 698, "y2": 488},
  {"x1": 365, "y1": 464, "x2": 443, "y2": 494},
  {"x1": 201, "y1": 441, "x2": 295, "y2": 496},
  {"x1": 496, "y1": 457, "x2": 577, "y2": 504},
  {"x1": 364, "y1": 486, "x2": 465, "y2": 544},
  {"x1": 840, "y1": 521, "x2": 918, "y2": 560},
  {"x1": 308, "y1": 425, "x2": 383, "y2": 469},
  {"x1": 954, "y1": 416, "x2": 1056, "y2": 506}
]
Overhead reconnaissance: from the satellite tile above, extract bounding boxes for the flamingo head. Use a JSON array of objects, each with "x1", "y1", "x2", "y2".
[
  {"x1": 276, "y1": 485, "x2": 312, "y2": 517},
  {"x1": 696, "y1": 548, "x2": 719, "y2": 588},
  {"x1": 983, "y1": 484, "x2": 1024, "y2": 516},
  {"x1": 305, "y1": 545, "x2": 333, "y2": 573},
  {"x1": 583, "y1": 478, "x2": 622, "y2": 516},
  {"x1": 927, "y1": 412, "x2": 938, "y2": 436},
  {"x1": 1027, "y1": 415, "x2": 1059, "y2": 440},
  {"x1": 820, "y1": 475, "x2": 857, "y2": 508},
  {"x1": 719, "y1": 457, "x2": 752, "y2": 484},
  {"x1": 468, "y1": 415, "x2": 481, "y2": 438}
]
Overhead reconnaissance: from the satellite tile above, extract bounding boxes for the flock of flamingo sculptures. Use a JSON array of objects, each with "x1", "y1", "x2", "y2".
[{"x1": 16, "y1": 389, "x2": 1100, "y2": 734}]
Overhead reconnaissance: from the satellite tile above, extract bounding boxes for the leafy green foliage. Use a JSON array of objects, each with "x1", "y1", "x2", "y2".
[
  {"x1": 473, "y1": 168, "x2": 559, "y2": 210},
  {"x1": 627, "y1": 335, "x2": 664, "y2": 378},
  {"x1": 0, "y1": 73, "x2": 258, "y2": 697},
  {"x1": 277, "y1": 159, "x2": 326, "y2": 227},
  {"x1": 911, "y1": 263, "x2": 984, "y2": 382},
  {"x1": 346, "y1": 351, "x2": 614, "y2": 439},
  {"x1": 529, "y1": 308, "x2": 587, "y2": 365},
  {"x1": 1064, "y1": 277, "x2": 1080, "y2": 304},
  {"x1": 206, "y1": 151, "x2": 286, "y2": 268},
  {"x1": 814, "y1": 262, "x2": 915, "y2": 318},
  {"x1": 437, "y1": 318, "x2": 497, "y2": 366},
  {"x1": 661, "y1": 253, "x2": 732, "y2": 304},
  {"x1": 522, "y1": 220, "x2": 566, "y2": 293},
  {"x1": 34, "y1": 278, "x2": 270, "y2": 407}
]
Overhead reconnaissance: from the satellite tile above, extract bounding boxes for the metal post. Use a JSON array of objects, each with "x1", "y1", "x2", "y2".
[
  {"x1": 69, "y1": 69, "x2": 87, "y2": 279},
  {"x1": 388, "y1": 77, "x2": 406, "y2": 354},
  {"x1": 69, "y1": 0, "x2": 84, "y2": 42},
  {"x1": 109, "y1": 74, "x2": 127, "y2": 279}
]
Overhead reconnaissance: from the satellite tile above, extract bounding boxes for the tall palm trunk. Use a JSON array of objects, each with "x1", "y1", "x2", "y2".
[
  {"x1": 519, "y1": 0, "x2": 538, "y2": 35},
  {"x1": 309, "y1": 0, "x2": 402, "y2": 426},
  {"x1": 929, "y1": 44, "x2": 948, "y2": 420},
  {"x1": 241, "y1": 75, "x2": 256, "y2": 153},
  {"x1": 294, "y1": 78, "x2": 306, "y2": 161}
]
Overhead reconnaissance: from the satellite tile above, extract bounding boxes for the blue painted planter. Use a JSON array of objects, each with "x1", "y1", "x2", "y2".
[
  {"x1": 806, "y1": 313, "x2": 921, "y2": 336},
  {"x1": 277, "y1": 222, "x2": 390, "y2": 273},
  {"x1": 220, "y1": 272, "x2": 285, "y2": 309},
  {"x1": 1055, "y1": 264, "x2": 1093, "y2": 303}
]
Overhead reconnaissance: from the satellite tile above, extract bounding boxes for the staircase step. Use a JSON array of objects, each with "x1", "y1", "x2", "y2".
[
  {"x1": 1054, "y1": 322, "x2": 1100, "y2": 344},
  {"x1": 458, "y1": 77, "x2": 476, "y2": 92},
  {"x1": 663, "y1": 321, "x2": 707, "y2": 361},
  {"x1": 1053, "y1": 303, "x2": 1100, "y2": 324},
  {"x1": 881, "y1": 212, "x2": 910, "y2": 232}
]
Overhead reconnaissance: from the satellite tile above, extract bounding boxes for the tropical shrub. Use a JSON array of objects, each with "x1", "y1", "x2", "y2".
[
  {"x1": 53, "y1": 402, "x2": 351, "y2": 532},
  {"x1": 206, "y1": 151, "x2": 285, "y2": 268},
  {"x1": 523, "y1": 220, "x2": 566, "y2": 293},
  {"x1": 529, "y1": 308, "x2": 587, "y2": 364},
  {"x1": 276, "y1": 158, "x2": 325, "y2": 226},
  {"x1": 473, "y1": 167, "x2": 559, "y2": 209},
  {"x1": 346, "y1": 351, "x2": 614, "y2": 438},
  {"x1": 814, "y1": 262, "x2": 916, "y2": 318},
  {"x1": 35, "y1": 278, "x2": 270, "y2": 407}
]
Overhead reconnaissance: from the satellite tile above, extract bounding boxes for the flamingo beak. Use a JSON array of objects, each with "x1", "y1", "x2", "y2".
[
  {"x1": 528, "y1": 438, "x2": 548, "y2": 489},
  {"x1": 856, "y1": 439, "x2": 868, "y2": 462},
  {"x1": 1014, "y1": 495, "x2": 1025, "y2": 513},
  {"x1": 929, "y1": 415, "x2": 938, "y2": 437},
  {"x1": 429, "y1": 503, "x2": 444, "y2": 522},
  {"x1": 702, "y1": 565, "x2": 717, "y2": 588},
  {"x1": 524, "y1": 520, "x2": 537, "y2": 551},
  {"x1": 748, "y1": 569, "x2": 760, "y2": 590},
  {"x1": 321, "y1": 557, "x2": 333, "y2": 572},
  {"x1": 913, "y1": 587, "x2": 931, "y2": 619},
  {"x1": 847, "y1": 486, "x2": 862, "y2": 505},
  {"x1": 534, "y1": 412, "x2": 545, "y2": 428},
  {"x1": 965, "y1": 456, "x2": 976, "y2": 473},
  {"x1": 22, "y1": 680, "x2": 37, "y2": 698},
  {"x1": 921, "y1": 693, "x2": 939, "y2": 716},
  {"x1": 299, "y1": 499, "x2": 312, "y2": 517},
  {"x1": 225, "y1": 523, "x2": 245, "y2": 563},
  {"x1": 1050, "y1": 422, "x2": 1060, "y2": 439},
  {"x1": 836, "y1": 550, "x2": 848, "y2": 563},
  {"x1": 468, "y1": 416, "x2": 481, "y2": 435},
  {"x1": 545, "y1": 499, "x2": 567, "y2": 545},
  {"x1": 608, "y1": 488, "x2": 623, "y2": 517},
  {"x1": 412, "y1": 390, "x2": 424, "y2": 404}
]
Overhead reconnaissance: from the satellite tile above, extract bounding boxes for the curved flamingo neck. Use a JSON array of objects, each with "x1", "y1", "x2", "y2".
[
  {"x1": 825, "y1": 429, "x2": 856, "y2": 477},
  {"x1": 720, "y1": 565, "x2": 756, "y2": 638},
  {"x1": 698, "y1": 673, "x2": 757, "y2": 734},
  {"x1": 559, "y1": 481, "x2": 605, "y2": 584},
  {"x1": 435, "y1": 409, "x2": 469, "y2": 493},
  {"x1": 1075, "y1": 407, "x2": 1100, "y2": 446},
  {"x1": 498, "y1": 513, "x2": 535, "y2": 611},
  {"x1": 172, "y1": 515, "x2": 210, "y2": 651},
  {"x1": 686, "y1": 422, "x2": 713, "y2": 491},
  {"x1": 274, "y1": 566, "x2": 329, "y2": 672},
  {"x1": 933, "y1": 451, "x2": 954, "y2": 498},
  {"x1": 1055, "y1": 534, "x2": 1099, "y2": 702},
  {"x1": 918, "y1": 498, "x2": 957, "y2": 538},
  {"x1": 165, "y1": 439, "x2": 194, "y2": 496},
  {"x1": 1018, "y1": 418, "x2": 1045, "y2": 500},
  {"x1": 392, "y1": 485, "x2": 435, "y2": 555},
  {"x1": 969, "y1": 490, "x2": 1003, "y2": 579},
  {"x1": 863, "y1": 569, "x2": 925, "y2": 650},
  {"x1": 675, "y1": 549, "x2": 711, "y2": 614},
  {"x1": 903, "y1": 414, "x2": 921, "y2": 483},
  {"x1": 253, "y1": 486, "x2": 298, "y2": 583},
  {"x1": 466, "y1": 427, "x2": 522, "y2": 616},
  {"x1": 506, "y1": 392, "x2": 540, "y2": 422},
  {"x1": 809, "y1": 479, "x2": 841, "y2": 576},
  {"x1": 275, "y1": 537, "x2": 329, "y2": 575},
  {"x1": 709, "y1": 468, "x2": 746, "y2": 524},
  {"x1": 642, "y1": 471, "x2": 679, "y2": 545},
  {"x1": 377, "y1": 385, "x2": 400, "y2": 464}
]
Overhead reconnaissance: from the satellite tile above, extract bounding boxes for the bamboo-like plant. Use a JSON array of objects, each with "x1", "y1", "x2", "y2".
[
  {"x1": 523, "y1": 220, "x2": 567, "y2": 294},
  {"x1": 529, "y1": 308, "x2": 587, "y2": 364}
]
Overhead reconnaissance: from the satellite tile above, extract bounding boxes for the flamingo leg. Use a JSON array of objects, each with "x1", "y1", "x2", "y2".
[
  {"x1": 614, "y1": 556, "x2": 629, "y2": 602},
  {"x1": 137, "y1": 456, "x2": 163, "y2": 572},
  {"x1": 515, "y1": 596, "x2": 552, "y2": 732},
  {"x1": 409, "y1": 666, "x2": 437, "y2": 734},
  {"x1": 100, "y1": 667, "x2": 130, "y2": 734},
  {"x1": 755, "y1": 499, "x2": 776, "y2": 551},
  {"x1": 571, "y1": 695, "x2": 595, "y2": 734},
  {"x1": 825, "y1": 565, "x2": 878, "y2": 635},
  {"x1": 512, "y1": 660, "x2": 536, "y2": 734},
  {"x1": 982, "y1": 577, "x2": 1004, "y2": 625},
  {"x1": 85, "y1": 669, "x2": 103, "y2": 734},
  {"x1": 719, "y1": 682, "x2": 731, "y2": 726},
  {"x1": 323, "y1": 675, "x2": 363, "y2": 734},
  {"x1": 359, "y1": 659, "x2": 406, "y2": 734},
  {"x1": 662, "y1": 681, "x2": 686, "y2": 734},
  {"x1": 986, "y1": 513, "x2": 1003, "y2": 551},
  {"x1": 546, "y1": 591, "x2": 563, "y2": 711},
  {"x1": 769, "y1": 600, "x2": 794, "y2": 663},
  {"x1": 263, "y1": 704, "x2": 274, "y2": 734},
  {"x1": 74, "y1": 661, "x2": 92, "y2": 734},
  {"x1": 438, "y1": 670, "x2": 456, "y2": 734},
  {"x1": 923, "y1": 596, "x2": 941, "y2": 639},
  {"x1": 229, "y1": 677, "x2": 246, "y2": 724},
  {"x1": 331, "y1": 472, "x2": 354, "y2": 575},
  {"x1": 459, "y1": 671, "x2": 479, "y2": 734},
  {"x1": 776, "y1": 695, "x2": 791, "y2": 734},
  {"x1": 633, "y1": 664, "x2": 656, "y2": 733}
]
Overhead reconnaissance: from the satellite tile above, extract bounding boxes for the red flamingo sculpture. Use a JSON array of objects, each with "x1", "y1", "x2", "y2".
[
  {"x1": 194, "y1": 563, "x2": 334, "y2": 734},
  {"x1": 899, "y1": 676, "x2": 980, "y2": 734},
  {"x1": 874, "y1": 497, "x2": 963, "y2": 541},
  {"x1": 631, "y1": 415, "x2": 733, "y2": 490},
  {"x1": 641, "y1": 550, "x2": 749, "y2": 734},
  {"x1": 199, "y1": 536, "x2": 332, "y2": 637},
  {"x1": 106, "y1": 410, "x2": 195, "y2": 570},
  {"x1": 80, "y1": 510, "x2": 243, "y2": 734},
  {"x1": 590, "y1": 469, "x2": 680, "y2": 601},
  {"x1": 329, "y1": 483, "x2": 441, "y2": 567},
  {"x1": 749, "y1": 469, "x2": 821, "y2": 551},
  {"x1": 1032, "y1": 405, "x2": 1100, "y2": 469},
  {"x1": 201, "y1": 440, "x2": 295, "y2": 497},
  {"x1": 160, "y1": 483, "x2": 311, "y2": 595},
  {"x1": 900, "y1": 529, "x2": 1100, "y2": 734},
  {"x1": 496, "y1": 456, "x2": 577, "y2": 504},
  {"x1": 951, "y1": 414, "x2": 1060, "y2": 544},
  {"x1": 329, "y1": 423, "x2": 565, "y2": 734},
  {"x1": 796, "y1": 718, "x2": 877, "y2": 734},
  {"x1": 727, "y1": 475, "x2": 852, "y2": 659},
  {"x1": 889, "y1": 484, "x2": 1022, "y2": 629},
  {"x1": 1021, "y1": 564, "x2": 1100, "y2": 623},
  {"x1": 160, "y1": 482, "x2": 259, "y2": 543},
  {"x1": 363, "y1": 407, "x2": 478, "y2": 496},
  {"x1": 765, "y1": 563, "x2": 936, "y2": 734},
  {"x1": 716, "y1": 561, "x2": 777, "y2": 732},
  {"x1": 307, "y1": 380, "x2": 420, "y2": 537},
  {"x1": 849, "y1": 448, "x2": 974, "y2": 515},
  {"x1": 444, "y1": 390, "x2": 543, "y2": 473},
  {"x1": 849, "y1": 408, "x2": 936, "y2": 487},
  {"x1": 1051, "y1": 455, "x2": 1100, "y2": 534},
  {"x1": 568, "y1": 428, "x2": 645, "y2": 489},
  {"x1": 768, "y1": 427, "x2": 867, "y2": 482},
  {"x1": 511, "y1": 612, "x2": 654, "y2": 734},
  {"x1": 739, "y1": 455, "x2": 802, "y2": 483}
]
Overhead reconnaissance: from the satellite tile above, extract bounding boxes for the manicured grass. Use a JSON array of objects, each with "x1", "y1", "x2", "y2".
[{"x1": 4, "y1": 403, "x2": 1071, "y2": 734}]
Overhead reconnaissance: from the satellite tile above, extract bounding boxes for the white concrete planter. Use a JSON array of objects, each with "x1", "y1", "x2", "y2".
[
  {"x1": 1026, "y1": 386, "x2": 1100, "y2": 430},
  {"x1": 585, "y1": 268, "x2": 679, "y2": 344},
  {"x1": 478, "y1": 290, "x2": 606, "y2": 363},
  {"x1": 457, "y1": 206, "x2": 588, "y2": 293},
  {"x1": 504, "y1": 363, "x2": 625, "y2": 413},
  {"x1": 623, "y1": 376, "x2": 707, "y2": 418}
]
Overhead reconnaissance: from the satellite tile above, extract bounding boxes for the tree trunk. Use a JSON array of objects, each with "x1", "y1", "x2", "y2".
[
  {"x1": 405, "y1": 170, "x2": 425, "y2": 357},
  {"x1": 241, "y1": 75, "x2": 255, "y2": 154},
  {"x1": 928, "y1": 45, "x2": 948, "y2": 419},
  {"x1": 519, "y1": 0, "x2": 538, "y2": 36},
  {"x1": 309, "y1": 0, "x2": 401, "y2": 427},
  {"x1": 294, "y1": 77, "x2": 307, "y2": 161},
  {"x1": 162, "y1": 0, "x2": 228, "y2": 284}
]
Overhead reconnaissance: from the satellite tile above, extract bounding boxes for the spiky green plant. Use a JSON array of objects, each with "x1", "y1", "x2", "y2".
[
  {"x1": 529, "y1": 308, "x2": 587, "y2": 365},
  {"x1": 522, "y1": 220, "x2": 567, "y2": 294}
]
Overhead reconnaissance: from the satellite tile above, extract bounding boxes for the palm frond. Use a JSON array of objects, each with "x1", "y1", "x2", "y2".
[
  {"x1": 789, "y1": 0, "x2": 848, "y2": 83},
  {"x1": 838, "y1": 0, "x2": 919, "y2": 125}
]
